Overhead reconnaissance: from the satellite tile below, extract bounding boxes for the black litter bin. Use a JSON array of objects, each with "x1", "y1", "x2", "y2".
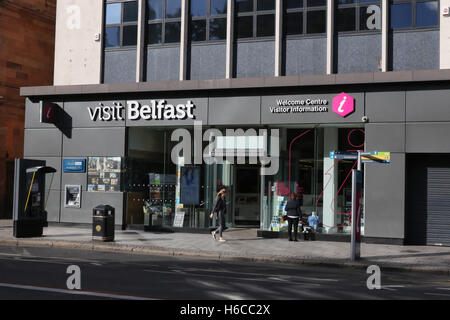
[{"x1": 92, "y1": 205, "x2": 115, "y2": 242}]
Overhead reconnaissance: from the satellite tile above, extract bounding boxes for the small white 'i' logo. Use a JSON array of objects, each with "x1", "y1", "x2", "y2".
[{"x1": 338, "y1": 96, "x2": 347, "y2": 113}]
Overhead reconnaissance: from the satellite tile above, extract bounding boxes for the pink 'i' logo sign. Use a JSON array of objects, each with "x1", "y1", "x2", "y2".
[{"x1": 332, "y1": 93, "x2": 354, "y2": 117}]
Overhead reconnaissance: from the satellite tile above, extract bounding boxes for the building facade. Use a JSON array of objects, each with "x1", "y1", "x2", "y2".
[
  {"x1": 20, "y1": 0, "x2": 450, "y2": 246},
  {"x1": 0, "y1": 0, "x2": 56, "y2": 219}
]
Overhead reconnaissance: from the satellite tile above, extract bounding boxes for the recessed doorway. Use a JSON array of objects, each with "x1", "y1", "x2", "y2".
[{"x1": 233, "y1": 165, "x2": 260, "y2": 227}]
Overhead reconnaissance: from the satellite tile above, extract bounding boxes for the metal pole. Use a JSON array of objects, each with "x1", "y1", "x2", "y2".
[
  {"x1": 351, "y1": 169, "x2": 357, "y2": 261},
  {"x1": 357, "y1": 150, "x2": 362, "y2": 171}
]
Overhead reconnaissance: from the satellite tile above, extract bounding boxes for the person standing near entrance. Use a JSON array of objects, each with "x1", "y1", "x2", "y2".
[
  {"x1": 210, "y1": 187, "x2": 227, "y2": 242},
  {"x1": 284, "y1": 193, "x2": 302, "y2": 241}
]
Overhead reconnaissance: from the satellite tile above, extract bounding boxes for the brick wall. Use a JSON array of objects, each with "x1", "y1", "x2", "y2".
[{"x1": 0, "y1": 0, "x2": 56, "y2": 218}]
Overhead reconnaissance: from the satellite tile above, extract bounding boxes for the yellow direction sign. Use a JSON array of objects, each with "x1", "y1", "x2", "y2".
[{"x1": 361, "y1": 152, "x2": 390, "y2": 163}]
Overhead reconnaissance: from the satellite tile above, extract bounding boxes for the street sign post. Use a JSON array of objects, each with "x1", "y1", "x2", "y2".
[
  {"x1": 351, "y1": 169, "x2": 363, "y2": 261},
  {"x1": 330, "y1": 150, "x2": 390, "y2": 261},
  {"x1": 330, "y1": 150, "x2": 390, "y2": 163}
]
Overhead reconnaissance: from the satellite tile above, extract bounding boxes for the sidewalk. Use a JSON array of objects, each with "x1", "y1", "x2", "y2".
[{"x1": 1, "y1": 220, "x2": 449, "y2": 275}]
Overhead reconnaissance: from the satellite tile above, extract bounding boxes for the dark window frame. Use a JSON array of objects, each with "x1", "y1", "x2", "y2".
[
  {"x1": 284, "y1": 0, "x2": 328, "y2": 39},
  {"x1": 335, "y1": 0, "x2": 382, "y2": 34},
  {"x1": 147, "y1": 0, "x2": 182, "y2": 46},
  {"x1": 236, "y1": 0, "x2": 276, "y2": 40},
  {"x1": 389, "y1": 0, "x2": 439, "y2": 31},
  {"x1": 105, "y1": 0, "x2": 139, "y2": 49},
  {"x1": 190, "y1": 0, "x2": 228, "y2": 43}
]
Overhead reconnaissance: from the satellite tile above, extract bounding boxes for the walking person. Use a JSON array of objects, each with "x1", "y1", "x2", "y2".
[
  {"x1": 284, "y1": 193, "x2": 302, "y2": 241},
  {"x1": 210, "y1": 187, "x2": 227, "y2": 242}
]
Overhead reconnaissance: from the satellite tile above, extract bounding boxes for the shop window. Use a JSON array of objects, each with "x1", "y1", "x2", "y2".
[
  {"x1": 190, "y1": 0, "x2": 227, "y2": 42},
  {"x1": 262, "y1": 127, "x2": 365, "y2": 236},
  {"x1": 236, "y1": 0, "x2": 275, "y2": 39},
  {"x1": 147, "y1": 0, "x2": 182, "y2": 45},
  {"x1": 105, "y1": 1, "x2": 138, "y2": 48},
  {"x1": 335, "y1": 0, "x2": 381, "y2": 33},
  {"x1": 125, "y1": 128, "x2": 210, "y2": 229},
  {"x1": 284, "y1": 0, "x2": 327, "y2": 37},
  {"x1": 390, "y1": 0, "x2": 438, "y2": 30}
]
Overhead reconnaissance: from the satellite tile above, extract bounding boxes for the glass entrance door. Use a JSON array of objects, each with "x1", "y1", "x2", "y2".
[{"x1": 234, "y1": 165, "x2": 260, "y2": 226}]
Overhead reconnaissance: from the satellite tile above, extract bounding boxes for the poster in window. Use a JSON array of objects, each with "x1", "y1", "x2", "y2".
[
  {"x1": 180, "y1": 166, "x2": 200, "y2": 205},
  {"x1": 87, "y1": 157, "x2": 121, "y2": 192},
  {"x1": 64, "y1": 185, "x2": 81, "y2": 208}
]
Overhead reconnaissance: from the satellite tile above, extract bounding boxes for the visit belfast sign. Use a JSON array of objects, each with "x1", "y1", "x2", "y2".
[{"x1": 87, "y1": 100, "x2": 196, "y2": 121}]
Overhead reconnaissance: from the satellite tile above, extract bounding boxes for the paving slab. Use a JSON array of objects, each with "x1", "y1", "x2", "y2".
[{"x1": 0, "y1": 220, "x2": 449, "y2": 275}]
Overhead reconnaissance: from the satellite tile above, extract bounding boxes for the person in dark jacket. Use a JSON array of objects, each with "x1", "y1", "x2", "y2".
[
  {"x1": 284, "y1": 193, "x2": 302, "y2": 241},
  {"x1": 210, "y1": 187, "x2": 227, "y2": 242}
]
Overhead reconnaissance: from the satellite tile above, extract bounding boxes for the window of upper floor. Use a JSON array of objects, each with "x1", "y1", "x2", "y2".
[
  {"x1": 104, "y1": 0, "x2": 440, "y2": 49},
  {"x1": 105, "y1": 0, "x2": 139, "y2": 48},
  {"x1": 390, "y1": 0, "x2": 438, "y2": 30}
]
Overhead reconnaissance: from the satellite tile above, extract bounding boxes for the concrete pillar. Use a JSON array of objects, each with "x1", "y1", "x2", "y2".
[
  {"x1": 323, "y1": 128, "x2": 338, "y2": 233},
  {"x1": 179, "y1": 0, "x2": 189, "y2": 81},
  {"x1": 226, "y1": 0, "x2": 234, "y2": 79},
  {"x1": 441, "y1": 0, "x2": 450, "y2": 69},
  {"x1": 381, "y1": 0, "x2": 388, "y2": 72},
  {"x1": 136, "y1": 0, "x2": 146, "y2": 82},
  {"x1": 275, "y1": 0, "x2": 283, "y2": 77},
  {"x1": 53, "y1": 0, "x2": 104, "y2": 85},
  {"x1": 326, "y1": 0, "x2": 334, "y2": 74}
]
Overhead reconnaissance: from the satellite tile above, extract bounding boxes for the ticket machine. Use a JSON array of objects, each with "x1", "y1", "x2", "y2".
[{"x1": 12, "y1": 159, "x2": 56, "y2": 238}]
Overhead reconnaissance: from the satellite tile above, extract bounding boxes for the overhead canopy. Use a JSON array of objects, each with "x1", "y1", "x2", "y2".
[{"x1": 26, "y1": 166, "x2": 57, "y2": 174}]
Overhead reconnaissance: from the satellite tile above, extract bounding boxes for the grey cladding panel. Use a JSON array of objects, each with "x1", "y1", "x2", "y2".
[
  {"x1": 406, "y1": 123, "x2": 450, "y2": 153},
  {"x1": 24, "y1": 129, "x2": 62, "y2": 157},
  {"x1": 209, "y1": 96, "x2": 260, "y2": 125},
  {"x1": 337, "y1": 34, "x2": 381, "y2": 74},
  {"x1": 63, "y1": 128, "x2": 126, "y2": 157},
  {"x1": 60, "y1": 191, "x2": 123, "y2": 224},
  {"x1": 365, "y1": 123, "x2": 405, "y2": 152},
  {"x1": 147, "y1": 47, "x2": 180, "y2": 82},
  {"x1": 261, "y1": 92, "x2": 364, "y2": 124},
  {"x1": 236, "y1": 42, "x2": 275, "y2": 78},
  {"x1": 364, "y1": 153, "x2": 405, "y2": 239},
  {"x1": 406, "y1": 89, "x2": 450, "y2": 122},
  {"x1": 103, "y1": 50, "x2": 137, "y2": 84},
  {"x1": 285, "y1": 38, "x2": 326, "y2": 76},
  {"x1": 392, "y1": 31, "x2": 439, "y2": 71},
  {"x1": 65, "y1": 100, "x2": 126, "y2": 127},
  {"x1": 365, "y1": 91, "x2": 405, "y2": 122},
  {"x1": 190, "y1": 44, "x2": 226, "y2": 80},
  {"x1": 46, "y1": 190, "x2": 61, "y2": 222}
]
